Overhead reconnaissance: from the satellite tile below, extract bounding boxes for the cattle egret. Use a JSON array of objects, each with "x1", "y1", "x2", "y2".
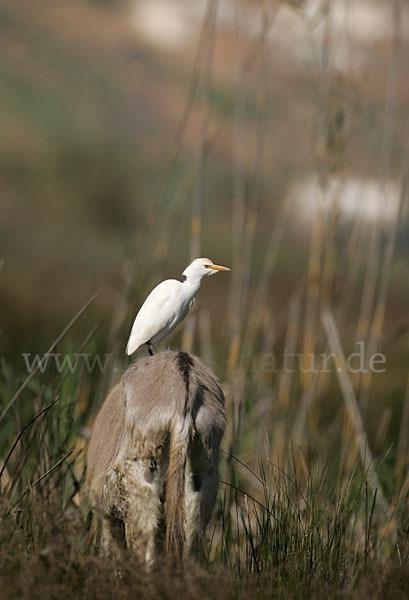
[{"x1": 126, "y1": 258, "x2": 230, "y2": 356}]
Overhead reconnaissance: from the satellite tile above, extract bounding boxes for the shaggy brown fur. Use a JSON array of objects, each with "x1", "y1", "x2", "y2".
[{"x1": 86, "y1": 351, "x2": 226, "y2": 568}]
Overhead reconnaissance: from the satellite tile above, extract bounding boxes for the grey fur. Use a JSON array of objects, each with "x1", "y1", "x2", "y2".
[{"x1": 86, "y1": 350, "x2": 226, "y2": 568}]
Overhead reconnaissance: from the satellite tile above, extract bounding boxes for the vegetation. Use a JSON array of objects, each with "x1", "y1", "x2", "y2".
[
  {"x1": 2, "y1": 0, "x2": 409, "y2": 597},
  {"x1": 1, "y1": 338, "x2": 409, "y2": 598}
]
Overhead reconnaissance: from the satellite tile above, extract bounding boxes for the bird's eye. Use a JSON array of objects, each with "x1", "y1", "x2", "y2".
[{"x1": 204, "y1": 264, "x2": 212, "y2": 269}]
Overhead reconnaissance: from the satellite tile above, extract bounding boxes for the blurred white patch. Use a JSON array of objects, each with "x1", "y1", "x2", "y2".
[
  {"x1": 130, "y1": 0, "x2": 206, "y2": 49},
  {"x1": 274, "y1": 1, "x2": 400, "y2": 70},
  {"x1": 129, "y1": 0, "x2": 408, "y2": 71},
  {"x1": 291, "y1": 175, "x2": 402, "y2": 225}
]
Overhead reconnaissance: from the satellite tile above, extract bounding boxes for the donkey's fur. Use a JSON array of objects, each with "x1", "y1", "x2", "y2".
[{"x1": 86, "y1": 351, "x2": 225, "y2": 567}]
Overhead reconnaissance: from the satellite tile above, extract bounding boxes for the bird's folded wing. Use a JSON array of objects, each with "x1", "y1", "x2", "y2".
[{"x1": 126, "y1": 280, "x2": 179, "y2": 353}]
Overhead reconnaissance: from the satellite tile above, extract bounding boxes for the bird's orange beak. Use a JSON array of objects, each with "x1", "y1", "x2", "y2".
[{"x1": 208, "y1": 264, "x2": 230, "y2": 271}]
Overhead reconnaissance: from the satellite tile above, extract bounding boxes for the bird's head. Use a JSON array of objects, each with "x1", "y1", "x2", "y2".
[{"x1": 182, "y1": 258, "x2": 230, "y2": 280}]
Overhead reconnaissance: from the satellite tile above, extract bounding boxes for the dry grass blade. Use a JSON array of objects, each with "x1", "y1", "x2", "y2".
[
  {"x1": 292, "y1": 372, "x2": 319, "y2": 449},
  {"x1": 357, "y1": 0, "x2": 406, "y2": 413},
  {"x1": 397, "y1": 369, "x2": 409, "y2": 483},
  {"x1": 0, "y1": 398, "x2": 58, "y2": 482},
  {"x1": 359, "y1": 156, "x2": 408, "y2": 414},
  {"x1": 273, "y1": 295, "x2": 301, "y2": 466},
  {"x1": 0, "y1": 290, "x2": 100, "y2": 426},
  {"x1": 182, "y1": 0, "x2": 216, "y2": 353},
  {"x1": 144, "y1": 0, "x2": 218, "y2": 233},
  {"x1": 4, "y1": 449, "x2": 74, "y2": 518},
  {"x1": 219, "y1": 479, "x2": 275, "y2": 520},
  {"x1": 242, "y1": 195, "x2": 292, "y2": 354},
  {"x1": 321, "y1": 309, "x2": 387, "y2": 510},
  {"x1": 227, "y1": 0, "x2": 247, "y2": 374}
]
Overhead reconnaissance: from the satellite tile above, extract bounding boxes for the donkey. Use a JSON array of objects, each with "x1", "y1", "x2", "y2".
[{"x1": 86, "y1": 350, "x2": 226, "y2": 568}]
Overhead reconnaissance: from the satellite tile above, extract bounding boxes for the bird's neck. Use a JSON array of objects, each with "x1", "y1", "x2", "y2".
[{"x1": 182, "y1": 274, "x2": 204, "y2": 296}]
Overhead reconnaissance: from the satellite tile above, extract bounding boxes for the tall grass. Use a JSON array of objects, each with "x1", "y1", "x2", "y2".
[{"x1": 1, "y1": 0, "x2": 409, "y2": 598}]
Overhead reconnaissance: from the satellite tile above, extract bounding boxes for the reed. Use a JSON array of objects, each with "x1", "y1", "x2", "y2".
[{"x1": 1, "y1": 0, "x2": 409, "y2": 597}]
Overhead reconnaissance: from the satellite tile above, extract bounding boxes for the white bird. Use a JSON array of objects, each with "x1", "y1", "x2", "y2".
[{"x1": 126, "y1": 258, "x2": 230, "y2": 356}]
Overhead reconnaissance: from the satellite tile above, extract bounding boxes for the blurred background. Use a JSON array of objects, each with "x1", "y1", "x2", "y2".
[{"x1": 1, "y1": 0, "x2": 409, "y2": 496}]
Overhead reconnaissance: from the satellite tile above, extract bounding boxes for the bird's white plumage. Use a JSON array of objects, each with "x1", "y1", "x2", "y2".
[
  {"x1": 126, "y1": 258, "x2": 229, "y2": 355},
  {"x1": 126, "y1": 279, "x2": 188, "y2": 354}
]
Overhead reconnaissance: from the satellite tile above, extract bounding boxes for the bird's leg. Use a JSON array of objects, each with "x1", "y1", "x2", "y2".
[{"x1": 147, "y1": 342, "x2": 157, "y2": 356}]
